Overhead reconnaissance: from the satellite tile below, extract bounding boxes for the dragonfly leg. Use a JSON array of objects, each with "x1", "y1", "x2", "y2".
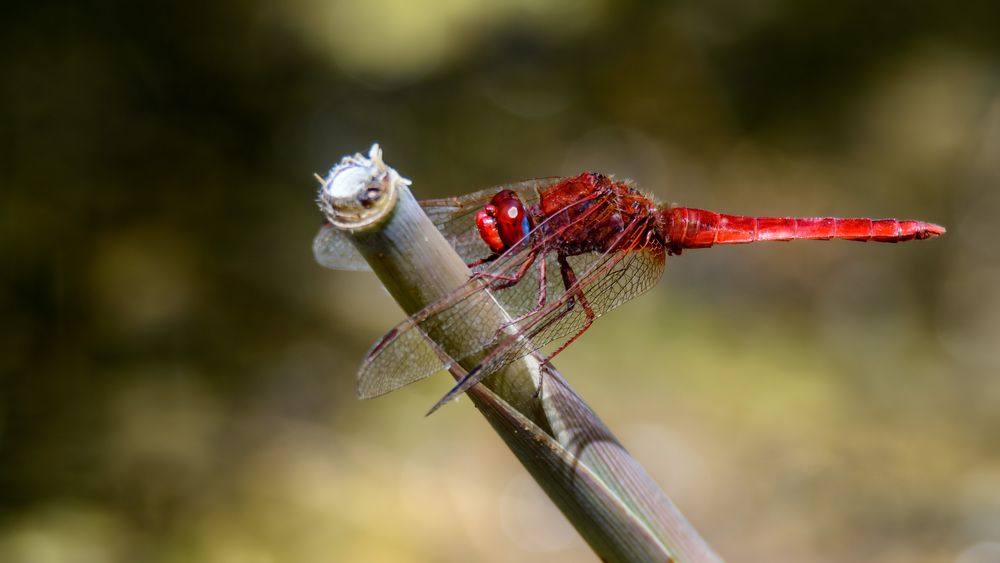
[
  {"x1": 467, "y1": 253, "x2": 498, "y2": 269},
  {"x1": 546, "y1": 254, "x2": 595, "y2": 360},
  {"x1": 559, "y1": 259, "x2": 577, "y2": 310},
  {"x1": 472, "y1": 249, "x2": 538, "y2": 289},
  {"x1": 477, "y1": 250, "x2": 544, "y2": 341},
  {"x1": 490, "y1": 255, "x2": 593, "y2": 395},
  {"x1": 557, "y1": 254, "x2": 595, "y2": 322},
  {"x1": 497, "y1": 257, "x2": 548, "y2": 330}
]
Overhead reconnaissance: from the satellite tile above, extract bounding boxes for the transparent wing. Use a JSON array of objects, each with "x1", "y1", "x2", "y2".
[
  {"x1": 356, "y1": 234, "x2": 542, "y2": 399},
  {"x1": 313, "y1": 178, "x2": 564, "y2": 271},
  {"x1": 313, "y1": 222, "x2": 370, "y2": 271},
  {"x1": 427, "y1": 216, "x2": 667, "y2": 409},
  {"x1": 357, "y1": 199, "x2": 667, "y2": 401}
]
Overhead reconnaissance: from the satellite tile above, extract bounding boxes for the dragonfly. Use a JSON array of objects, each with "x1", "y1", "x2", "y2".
[{"x1": 315, "y1": 172, "x2": 945, "y2": 413}]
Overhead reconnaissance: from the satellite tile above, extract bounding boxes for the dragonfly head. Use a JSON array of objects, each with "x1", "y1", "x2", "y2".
[{"x1": 475, "y1": 189, "x2": 533, "y2": 254}]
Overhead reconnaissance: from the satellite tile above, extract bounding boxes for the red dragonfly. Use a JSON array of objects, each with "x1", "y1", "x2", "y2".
[{"x1": 315, "y1": 172, "x2": 944, "y2": 413}]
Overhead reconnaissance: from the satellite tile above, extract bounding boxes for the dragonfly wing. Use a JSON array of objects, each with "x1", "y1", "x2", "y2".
[
  {"x1": 501, "y1": 235, "x2": 666, "y2": 371},
  {"x1": 356, "y1": 235, "x2": 544, "y2": 398},
  {"x1": 313, "y1": 223, "x2": 371, "y2": 271},
  {"x1": 430, "y1": 218, "x2": 667, "y2": 409},
  {"x1": 356, "y1": 316, "x2": 453, "y2": 399}
]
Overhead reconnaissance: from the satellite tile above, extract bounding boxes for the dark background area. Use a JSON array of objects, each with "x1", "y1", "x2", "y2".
[{"x1": 2, "y1": 1, "x2": 998, "y2": 561}]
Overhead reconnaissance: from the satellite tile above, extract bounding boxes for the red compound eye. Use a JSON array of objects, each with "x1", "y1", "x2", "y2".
[
  {"x1": 476, "y1": 190, "x2": 533, "y2": 254},
  {"x1": 476, "y1": 204, "x2": 503, "y2": 253},
  {"x1": 491, "y1": 190, "x2": 532, "y2": 249}
]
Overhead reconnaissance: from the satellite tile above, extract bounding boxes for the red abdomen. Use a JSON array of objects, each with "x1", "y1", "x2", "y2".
[{"x1": 665, "y1": 207, "x2": 945, "y2": 252}]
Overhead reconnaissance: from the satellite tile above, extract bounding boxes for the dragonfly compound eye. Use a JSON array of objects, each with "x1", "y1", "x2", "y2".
[
  {"x1": 491, "y1": 190, "x2": 533, "y2": 249},
  {"x1": 476, "y1": 204, "x2": 504, "y2": 253}
]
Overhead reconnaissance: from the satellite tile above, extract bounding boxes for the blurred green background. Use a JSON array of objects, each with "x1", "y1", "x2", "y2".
[{"x1": 3, "y1": 0, "x2": 999, "y2": 561}]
